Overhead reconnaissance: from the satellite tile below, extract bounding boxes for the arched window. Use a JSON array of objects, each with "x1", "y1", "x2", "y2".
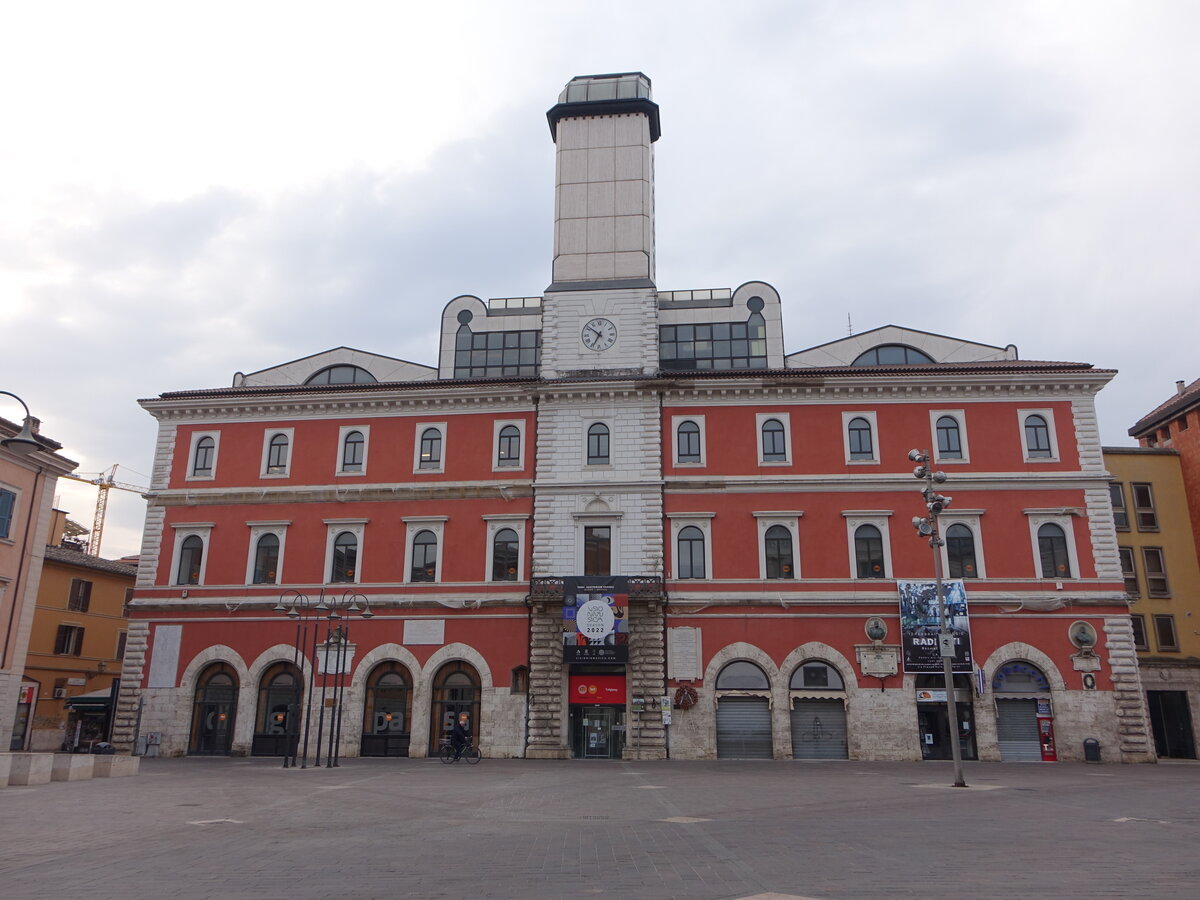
[
  {"x1": 790, "y1": 660, "x2": 845, "y2": 690},
  {"x1": 419, "y1": 428, "x2": 442, "y2": 469},
  {"x1": 361, "y1": 663, "x2": 412, "y2": 757},
  {"x1": 765, "y1": 525, "x2": 794, "y2": 579},
  {"x1": 936, "y1": 416, "x2": 962, "y2": 459},
  {"x1": 192, "y1": 436, "x2": 215, "y2": 476},
  {"x1": 304, "y1": 365, "x2": 377, "y2": 385},
  {"x1": 342, "y1": 430, "x2": 365, "y2": 472},
  {"x1": 677, "y1": 421, "x2": 701, "y2": 463},
  {"x1": 497, "y1": 425, "x2": 521, "y2": 467},
  {"x1": 1025, "y1": 415, "x2": 1052, "y2": 458},
  {"x1": 715, "y1": 660, "x2": 770, "y2": 690},
  {"x1": 851, "y1": 344, "x2": 935, "y2": 366},
  {"x1": 761, "y1": 418, "x2": 786, "y2": 461},
  {"x1": 411, "y1": 529, "x2": 438, "y2": 582},
  {"x1": 945, "y1": 524, "x2": 977, "y2": 578},
  {"x1": 430, "y1": 661, "x2": 480, "y2": 754},
  {"x1": 266, "y1": 433, "x2": 289, "y2": 474},
  {"x1": 1038, "y1": 523, "x2": 1071, "y2": 578},
  {"x1": 252, "y1": 533, "x2": 280, "y2": 585},
  {"x1": 252, "y1": 662, "x2": 301, "y2": 756},
  {"x1": 330, "y1": 531, "x2": 357, "y2": 583},
  {"x1": 677, "y1": 526, "x2": 706, "y2": 579},
  {"x1": 847, "y1": 416, "x2": 874, "y2": 460},
  {"x1": 992, "y1": 661, "x2": 1050, "y2": 693},
  {"x1": 492, "y1": 528, "x2": 519, "y2": 581},
  {"x1": 177, "y1": 535, "x2": 203, "y2": 585},
  {"x1": 189, "y1": 663, "x2": 238, "y2": 755},
  {"x1": 854, "y1": 525, "x2": 885, "y2": 578},
  {"x1": 587, "y1": 423, "x2": 610, "y2": 465}
]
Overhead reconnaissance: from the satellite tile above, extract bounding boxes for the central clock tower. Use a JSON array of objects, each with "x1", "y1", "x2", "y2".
[{"x1": 539, "y1": 72, "x2": 660, "y2": 378}]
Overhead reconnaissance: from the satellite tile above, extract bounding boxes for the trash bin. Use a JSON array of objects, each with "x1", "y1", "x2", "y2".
[{"x1": 1083, "y1": 738, "x2": 1101, "y2": 763}]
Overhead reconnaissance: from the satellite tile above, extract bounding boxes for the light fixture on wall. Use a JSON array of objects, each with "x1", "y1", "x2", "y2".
[{"x1": 0, "y1": 391, "x2": 43, "y2": 455}]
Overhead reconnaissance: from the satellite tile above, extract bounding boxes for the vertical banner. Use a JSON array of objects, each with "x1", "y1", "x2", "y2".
[
  {"x1": 563, "y1": 576, "x2": 629, "y2": 663},
  {"x1": 898, "y1": 580, "x2": 973, "y2": 673}
]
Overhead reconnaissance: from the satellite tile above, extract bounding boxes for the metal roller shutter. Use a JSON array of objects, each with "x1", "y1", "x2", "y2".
[
  {"x1": 996, "y1": 699, "x2": 1042, "y2": 761},
  {"x1": 791, "y1": 700, "x2": 848, "y2": 759},
  {"x1": 716, "y1": 696, "x2": 773, "y2": 759}
]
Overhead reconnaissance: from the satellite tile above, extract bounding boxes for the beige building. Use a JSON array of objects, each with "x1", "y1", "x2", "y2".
[
  {"x1": 1105, "y1": 446, "x2": 1200, "y2": 758},
  {"x1": 20, "y1": 513, "x2": 136, "y2": 751}
]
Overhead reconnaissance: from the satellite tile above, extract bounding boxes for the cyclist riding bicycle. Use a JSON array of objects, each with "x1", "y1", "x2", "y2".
[{"x1": 450, "y1": 712, "x2": 470, "y2": 760}]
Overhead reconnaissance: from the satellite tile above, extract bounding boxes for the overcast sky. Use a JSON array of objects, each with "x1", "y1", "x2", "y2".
[{"x1": 3, "y1": 1, "x2": 1197, "y2": 559}]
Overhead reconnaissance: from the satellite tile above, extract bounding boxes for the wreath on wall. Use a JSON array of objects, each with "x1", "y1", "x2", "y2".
[{"x1": 673, "y1": 685, "x2": 698, "y2": 710}]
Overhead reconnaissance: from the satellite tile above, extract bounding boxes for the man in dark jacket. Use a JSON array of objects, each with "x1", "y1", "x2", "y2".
[{"x1": 451, "y1": 712, "x2": 470, "y2": 760}]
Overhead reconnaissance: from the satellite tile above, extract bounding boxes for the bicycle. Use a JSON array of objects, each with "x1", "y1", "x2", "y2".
[{"x1": 438, "y1": 736, "x2": 481, "y2": 765}]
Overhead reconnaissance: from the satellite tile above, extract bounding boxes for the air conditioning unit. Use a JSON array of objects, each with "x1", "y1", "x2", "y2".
[{"x1": 53, "y1": 688, "x2": 67, "y2": 699}]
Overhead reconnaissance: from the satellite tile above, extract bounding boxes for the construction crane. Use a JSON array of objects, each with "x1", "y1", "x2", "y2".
[{"x1": 60, "y1": 465, "x2": 149, "y2": 557}]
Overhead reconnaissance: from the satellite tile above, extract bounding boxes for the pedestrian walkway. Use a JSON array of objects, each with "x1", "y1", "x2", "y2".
[{"x1": 2, "y1": 757, "x2": 1196, "y2": 898}]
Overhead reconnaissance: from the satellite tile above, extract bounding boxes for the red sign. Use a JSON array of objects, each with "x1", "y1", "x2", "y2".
[{"x1": 568, "y1": 675, "x2": 626, "y2": 705}]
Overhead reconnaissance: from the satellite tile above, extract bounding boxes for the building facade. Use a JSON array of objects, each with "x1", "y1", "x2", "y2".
[
  {"x1": 2, "y1": 414, "x2": 77, "y2": 753},
  {"x1": 115, "y1": 73, "x2": 1153, "y2": 764},
  {"x1": 20, "y1": 534, "x2": 135, "y2": 752}
]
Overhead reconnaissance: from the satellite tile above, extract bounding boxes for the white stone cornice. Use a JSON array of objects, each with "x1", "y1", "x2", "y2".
[{"x1": 665, "y1": 471, "x2": 1112, "y2": 492}]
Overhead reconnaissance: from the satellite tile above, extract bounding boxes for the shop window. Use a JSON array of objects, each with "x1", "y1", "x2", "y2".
[
  {"x1": 190, "y1": 663, "x2": 238, "y2": 756},
  {"x1": 54, "y1": 624, "x2": 85, "y2": 656},
  {"x1": 854, "y1": 524, "x2": 886, "y2": 578},
  {"x1": 361, "y1": 663, "x2": 412, "y2": 758},
  {"x1": 1118, "y1": 546, "x2": 1139, "y2": 597},
  {"x1": 429, "y1": 661, "x2": 480, "y2": 755},
  {"x1": 1142, "y1": 548, "x2": 1170, "y2": 597},
  {"x1": 252, "y1": 662, "x2": 301, "y2": 756},
  {"x1": 1154, "y1": 615, "x2": 1179, "y2": 652},
  {"x1": 67, "y1": 578, "x2": 92, "y2": 612},
  {"x1": 1109, "y1": 483, "x2": 1129, "y2": 531},
  {"x1": 1037, "y1": 523, "x2": 1071, "y2": 578}
]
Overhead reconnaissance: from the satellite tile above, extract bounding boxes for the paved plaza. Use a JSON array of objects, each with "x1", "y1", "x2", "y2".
[{"x1": 2, "y1": 755, "x2": 1198, "y2": 899}]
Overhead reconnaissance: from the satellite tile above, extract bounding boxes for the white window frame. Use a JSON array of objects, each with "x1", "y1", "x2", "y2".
[
  {"x1": 583, "y1": 418, "x2": 614, "y2": 468},
  {"x1": 671, "y1": 415, "x2": 707, "y2": 467},
  {"x1": 185, "y1": 431, "x2": 220, "y2": 482},
  {"x1": 492, "y1": 419, "x2": 526, "y2": 472},
  {"x1": 753, "y1": 511, "x2": 803, "y2": 580},
  {"x1": 938, "y1": 512, "x2": 986, "y2": 579},
  {"x1": 1018, "y1": 408, "x2": 1060, "y2": 462},
  {"x1": 483, "y1": 515, "x2": 529, "y2": 582},
  {"x1": 169, "y1": 523, "x2": 214, "y2": 586},
  {"x1": 260, "y1": 427, "x2": 295, "y2": 478},
  {"x1": 244, "y1": 521, "x2": 290, "y2": 585},
  {"x1": 1026, "y1": 512, "x2": 1081, "y2": 581},
  {"x1": 930, "y1": 409, "x2": 970, "y2": 464},
  {"x1": 403, "y1": 516, "x2": 447, "y2": 584},
  {"x1": 323, "y1": 519, "x2": 367, "y2": 585},
  {"x1": 336, "y1": 425, "x2": 370, "y2": 477},
  {"x1": 666, "y1": 513, "x2": 715, "y2": 580},
  {"x1": 573, "y1": 512, "x2": 622, "y2": 575},
  {"x1": 413, "y1": 422, "x2": 447, "y2": 474},
  {"x1": 756, "y1": 412, "x2": 792, "y2": 466},
  {"x1": 843, "y1": 512, "x2": 893, "y2": 580},
  {"x1": 842, "y1": 411, "x2": 880, "y2": 465}
]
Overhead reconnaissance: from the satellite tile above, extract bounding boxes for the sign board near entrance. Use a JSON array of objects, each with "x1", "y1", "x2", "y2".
[
  {"x1": 897, "y1": 580, "x2": 973, "y2": 673},
  {"x1": 562, "y1": 576, "x2": 629, "y2": 663},
  {"x1": 569, "y1": 675, "x2": 626, "y2": 705}
]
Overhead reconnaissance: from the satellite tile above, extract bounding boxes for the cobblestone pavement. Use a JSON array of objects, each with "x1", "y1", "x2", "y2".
[{"x1": 2, "y1": 756, "x2": 1199, "y2": 899}]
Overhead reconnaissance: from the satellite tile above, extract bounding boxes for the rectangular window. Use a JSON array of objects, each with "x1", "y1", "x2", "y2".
[
  {"x1": 54, "y1": 624, "x2": 85, "y2": 656},
  {"x1": 584, "y1": 526, "x2": 611, "y2": 576},
  {"x1": 1131, "y1": 614, "x2": 1148, "y2": 651},
  {"x1": 0, "y1": 488, "x2": 15, "y2": 539},
  {"x1": 1153, "y1": 614, "x2": 1178, "y2": 651},
  {"x1": 1118, "y1": 546, "x2": 1139, "y2": 597},
  {"x1": 1142, "y1": 548, "x2": 1170, "y2": 597},
  {"x1": 1109, "y1": 483, "x2": 1128, "y2": 531},
  {"x1": 116, "y1": 631, "x2": 128, "y2": 661},
  {"x1": 67, "y1": 578, "x2": 92, "y2": 612},
  {"x1": 1132, "y1": 483, "x2": 1158, "y2": 531}
]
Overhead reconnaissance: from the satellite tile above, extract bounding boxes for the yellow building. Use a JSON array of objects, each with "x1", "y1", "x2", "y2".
[
  {"x1": 20, "y1": 516, "x2": 136, "y2": 751},
  {"x1": 1105, "y1": 446, "x2": 1200, "y2": 759}
]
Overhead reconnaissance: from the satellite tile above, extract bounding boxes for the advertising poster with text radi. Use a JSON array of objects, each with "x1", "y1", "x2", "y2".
[
  {"x1": 898, "y1": 580, "x2": 973, "y2": 673},
  {"x1": 562, "y1": 576, "x2": 629, "y2": 664}
]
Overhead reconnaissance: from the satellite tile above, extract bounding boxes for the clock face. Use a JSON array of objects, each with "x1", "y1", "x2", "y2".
[{"x1": 581, "y1": 317, "x2": 617, "y2": 351}]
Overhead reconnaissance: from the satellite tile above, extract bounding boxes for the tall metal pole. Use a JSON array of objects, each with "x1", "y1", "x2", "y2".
[{"x1": 930, "y1": 516, "x2": 966, "y2": 788}]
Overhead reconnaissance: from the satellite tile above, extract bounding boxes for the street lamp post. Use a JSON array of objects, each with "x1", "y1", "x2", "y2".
[
  {"x1": 0, "y1": 391, "x2": 44, "y2": 455},
  {"x1": 273, "y1": 588, "x2": 372, "y2": 769},
  {"x1": 908, "y1": 449, "x2": 967, "y2": 788}
]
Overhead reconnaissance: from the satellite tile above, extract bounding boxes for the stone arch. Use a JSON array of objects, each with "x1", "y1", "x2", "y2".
[
  {"x1": 177, "y1": 645, "x2": 249, "y2": 754},
  {"x1": 779, "y1": 642, "x2": 860, "y2": 696},
  {"x1": 341, "y1": 644, "x2": 422, "y2": 757},
  {"x1": 244, "y1": 644, "x2": 312, "y2": 754},
  {"x1": 408, "y1": 643, "x2": 493, "y2": 758},
  {"x1": 981, "y1": 642, "x2": 1066, "y2": 692},
  {"x1": 703, "y1": 642, "x2": 781, "y2": 759}
]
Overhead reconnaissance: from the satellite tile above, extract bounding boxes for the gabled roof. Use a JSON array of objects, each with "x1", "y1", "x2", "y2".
[
  {"x1": 1129, "y1": 377, "x2": 1200, "y2": 437},
  {"x1": 786, "y1": 325, "x2": 1018, "y2": 368},
  {"x1": 234, "y1": 346, "x2": 436, "y2": 388}
]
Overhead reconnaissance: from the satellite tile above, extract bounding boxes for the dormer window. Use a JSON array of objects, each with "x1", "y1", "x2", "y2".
[
  {"x1": 851, "y1": 345, "x2": 934, "y2": 366},
  {"x1": 305, "y1": 365, "x2": 377, "y2": 385}
]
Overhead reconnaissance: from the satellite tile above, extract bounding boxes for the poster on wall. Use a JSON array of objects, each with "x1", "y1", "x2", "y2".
[
  {"x1": 563, "y1": 576, "x2": 629, "y2": 663},
  {"x1": 898, "y1": 580, "x2": 973, "y2": 673}
]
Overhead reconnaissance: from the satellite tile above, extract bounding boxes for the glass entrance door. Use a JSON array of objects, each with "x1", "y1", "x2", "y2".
[
  {"x1": 917, "y1": 704, "x2": 977, "y2": 761},
  {"x1": 570, "y1": 705, "x2": 625, "y2": 759}
]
